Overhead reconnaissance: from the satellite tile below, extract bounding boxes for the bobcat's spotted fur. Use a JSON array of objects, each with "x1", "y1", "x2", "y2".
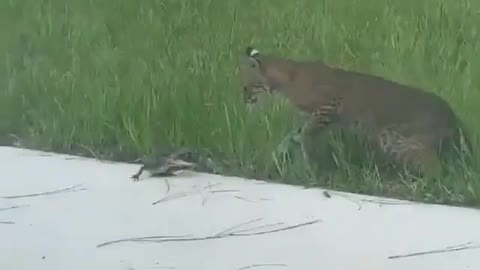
[{"x1": 238, "y1": 46, "x2": 471, "y2": 176}]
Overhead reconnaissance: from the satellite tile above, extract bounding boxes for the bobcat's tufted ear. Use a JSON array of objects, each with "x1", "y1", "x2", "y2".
[
  {"x1": 246, "y1": 46, "x2": 260, "y2": 57},
  {"x1": 239, "y1": 55, "x2": 260, "y2": 70},
  {"x1": 241, "y1": 46, "x2": 261, "y2": 70}
]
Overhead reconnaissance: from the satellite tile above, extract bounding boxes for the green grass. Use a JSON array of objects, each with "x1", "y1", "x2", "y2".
[{"x1": 1, "y1": 0, "x2": 480, "y2": 206}]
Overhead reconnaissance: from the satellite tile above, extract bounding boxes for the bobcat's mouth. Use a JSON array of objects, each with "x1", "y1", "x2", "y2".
[
  {"x1": 244, "y1": 85, "x2": 271, "y2": 104},
  {"x1": 243, "y1": 87, "x2": 260, "y2": 103}
]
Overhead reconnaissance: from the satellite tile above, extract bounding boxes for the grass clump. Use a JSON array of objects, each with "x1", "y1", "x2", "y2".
[{"x1": 1, "y1": 0, "x2": 479, "y2": 206}]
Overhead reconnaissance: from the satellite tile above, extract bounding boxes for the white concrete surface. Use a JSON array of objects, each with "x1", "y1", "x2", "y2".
[{"x1": 1, "y1": 146, "x2": 480, "y2": 270}]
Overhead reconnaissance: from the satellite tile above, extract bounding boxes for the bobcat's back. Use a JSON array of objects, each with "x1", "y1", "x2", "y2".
[{"x1": 293, "y1": 64, "x2": 467, "y2": 151}]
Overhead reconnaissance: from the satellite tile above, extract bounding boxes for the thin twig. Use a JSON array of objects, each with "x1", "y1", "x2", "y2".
[
  {"x1": 97, "y1": 235, "x2": 192, "y2": 248},
  {"x1": 4, "y1": 133, "x2": 21, "y2": 147},
  {"x1": 64, "y1": 157, "x2": 88, "y2": 161},
  {"x1": 164, "y1": 178, "x2": 171, "y2": 194},
  {"x1": 152, "y1": 187, "x2": 239, "y2": 206},
  {"x1": 238, "y1": 264, "x2": 287, "y2": 270},
  {"x1": 230, "y1": 222, "x2": 293, "y2": 236},
  {"x1": 97, "y1": 219, "x2": 321, "y2": 248},
  {"x1": 36, "y1": 153, "x2": 54, "y2": 157},
  {"x1": 199, "y1": 182, "x2": 222, "y2": 190},
  {"x1": 78, "y1": 144, "x2": 99, "y2": 159},
  {"x1": 195, "y1": 184, "x2": 210, "y2": 206},
  {"x1": 213, "y1": 218, "x2": 264, "y2": 237},
  {"x1": 201, "y1": 195, "x2": 209, "y2": 206},
  {"x1": 0, "y1": 221, "x2": 15, "y2": 224},
  {"x1": 229, "y1": 222, "x2": 285, "y2": 235},
  {"x1": 234, "y1": 196, "x2": 272, "y2": 203},
  {"x1": 328, "y1": 193, "x2": 363, "y2": 210},
  {"x1": 0, "y1": 184, "x2": 86, "y2": 199},
  {"x1": 360, "y1": 198, "x2": 416, "y2": 206},
  {"x1": 253, "y1": 181, "x2": 269, "y2": 185},
  {"x1": 201, "y1": 189, "x2": 241, "y2": 206},
  {"x1": 0, "y1": 205, "x2": 30, "y2": 211},
  {"x1": 388, "y1": 242, "x2": 480, "y2": 259},
  {"x1": 209, "y1": 189, "x2": 240, "y2": 194},
  {"x1": 152, "y1": 192, "x2": 194, "y2": 205}
]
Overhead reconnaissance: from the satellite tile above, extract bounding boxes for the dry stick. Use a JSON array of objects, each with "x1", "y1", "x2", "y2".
[
  {"x1": 253, "y1": 181, "x2": 269, "y2": 185},
  {"x1": 229, "y1": 222, "x2": 286, "y2": 235},
  {"x1": 36, "y1": 153, "x2": 54, "y2": 157},
  {"x1": 234, "y1": 196, "x2": 258, "y2": 203},
  {"x1": 209, "y1": 189, "x2": 240, "y2": 194},
  {"x1": 202, "y1": 189, "x2": 241, "y2": 206},
  {"x1": 196, "y1": 182, "x2": 222, "y2": 205},
  {"x1": 232, "y1": 223, "x2": 290, "y2": 236},
  {"x1": 360, "y1": 198, "x2": 416, "y2": 206},
  {"x1": 328, "y1": 193, "x2": 363, "y2": 210},
  {"x1": 0, "y1": 205, "x2": 30, "y2": 211},
  {"x1": 97, "y1": 219, "x2": 321, "y2": 248},
  {"x1": 164, "y1": 178, "x2": 171, "y2": 194},
  {"x1": 151, "y1": 192, "x2": 194, "y2": 205},
  {"x1": 238, "y1": 264, "x2": 287, "y2": 270},
  {"x1": 78, "y1": 144, "x2": 99, "y2": 159},
  {"x1": 153, "y1": 182, "x2": 222, "y2": 205},
  {"x1": 201, "y1": 194, "x2": 208, "y2": 206},
  {"x1": 200, "y1": 182, "x2": 222, "y2": 190},
  {"x1": 145, "y1": 220, "x2": 317, "y2": 242},
  {"x1": 97, "y1": 235, "x2": 193, "y2": 248},
  {"x1": 152, "y1": 188, "x2": 238, "y2": 206},
  {"x1": 213, "y1": 218, "x2": 264, "y2": 237},
  {"x1": 234, "y1": 196, "x2": 272, "y2": 203},
  {"x1": 196, "y1": 184, "x2": 211, "y2": 206},
  {"x1": 0, "y1": 184, "x2": 86, "y2": 199},
  {"x1": 388, "y1": 242, "x2": 480, "y2": 259}
]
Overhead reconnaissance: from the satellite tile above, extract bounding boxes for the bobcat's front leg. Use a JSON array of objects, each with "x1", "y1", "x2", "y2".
[
  {"x1": 301, "y1": 96, "x2": 343, "y2": 135},
  {"x1": 299, "y1": 104, "x2": 342, "y2": 165},
  {"x1": 275, "y1": 97, "x2": 344, "y2": 164},
  {"x1": 274, "y1": 128, "x2": 302, "y2": 166}
]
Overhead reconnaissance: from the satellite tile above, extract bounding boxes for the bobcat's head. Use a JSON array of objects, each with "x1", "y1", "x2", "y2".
[{"x1": 238, "y1": 46, "x2": 272, "y2": 104}]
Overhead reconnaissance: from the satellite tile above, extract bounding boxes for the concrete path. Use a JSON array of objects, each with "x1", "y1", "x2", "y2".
[{"x1": 1, "y1": 146, "x2": 479, "y2": 270}]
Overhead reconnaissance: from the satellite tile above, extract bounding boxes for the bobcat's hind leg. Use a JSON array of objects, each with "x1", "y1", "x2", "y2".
[
  {"x1": 378, "y1": 130, "x2": 443, "y2": 178},
  {"x1": 414, "y1": 148, "x2": 443, "y2": 179}
]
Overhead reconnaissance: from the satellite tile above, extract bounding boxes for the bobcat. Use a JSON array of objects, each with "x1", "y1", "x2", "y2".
[{"x1": 238, "y1": 46, "x2": 471, "y2": 177}]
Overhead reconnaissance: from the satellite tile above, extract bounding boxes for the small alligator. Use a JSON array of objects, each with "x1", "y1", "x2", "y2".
[{"x1": 130, "y1": 148, "x2": 225, "y2": 181}]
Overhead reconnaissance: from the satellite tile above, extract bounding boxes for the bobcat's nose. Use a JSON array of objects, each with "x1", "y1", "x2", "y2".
[
  {"x1": 247, "y1": 97, "x2": 258, "y2": 103},
  {"x1": 243, "y1": 86, "x2": 258, "y2": 103}
]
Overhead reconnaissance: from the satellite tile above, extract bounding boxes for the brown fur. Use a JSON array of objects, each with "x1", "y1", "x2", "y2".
[{"x1": 239, "y1": 47, "x2": 471, "y2": 177}]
